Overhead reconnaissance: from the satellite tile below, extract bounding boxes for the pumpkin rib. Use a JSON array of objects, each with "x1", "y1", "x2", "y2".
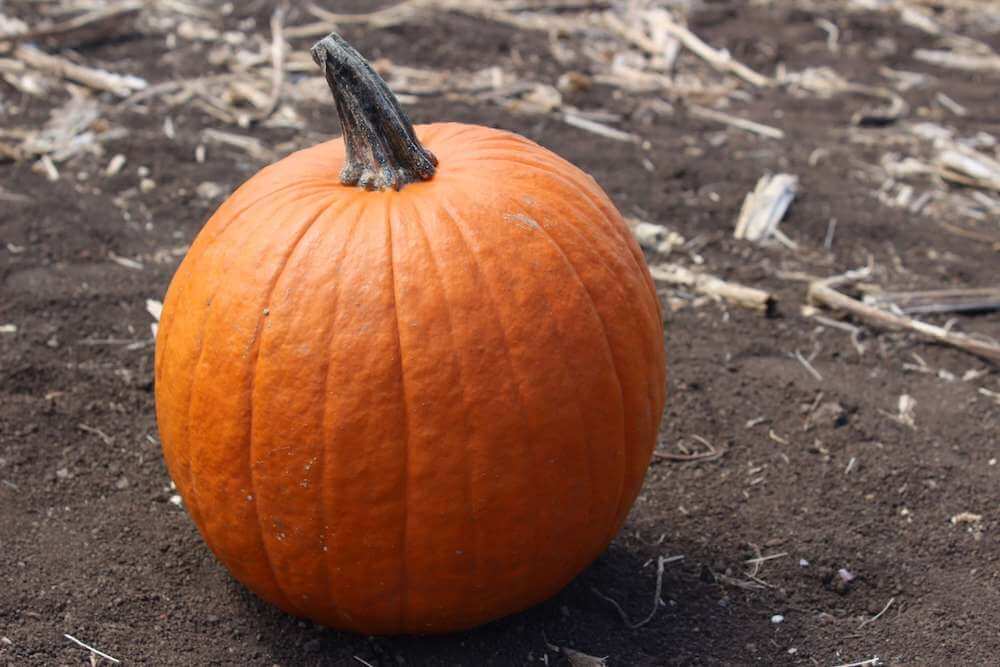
[
  {"x1": 167, "y1": 189, "x2": 314, "y2": 546},
  {"x1": 244, "y1": 201, "x2": 333, "y2": 617},
  {"x1": 539, "y1": 172, "x2": 665, "y2": 415},
  {"x1": 441, "y1": 126, "x2": 543, "y2": 155},
  {"x1": 316, "y1": 202, "x2": 367, "y2": 624},
  {"x1": 458, "y1": 153, "x2": 666, "y2": 449},
  {"x1": 506, "y1": 173, "x2": 662, "y2": 530},
  {"x1": 437, "y1": 194, "x2": 543, "y2": 605},
  {"x1": 169, "y1": 254, "x2": 231, "y2": 551},
  {"x1": 385, "y1": 195, "x2": 412, "y2": 630},
  {"x1": 178, "y1": 188, "x2": 339, "y2": 616},
  {"x1": 189, "y1": 179, "x2": 339, "y2": 261},
  {"x1": 249, "y1": 194, "x2": 368, "y2": 623},
  {"x1": 505, "y1": 199, "x2": 609, "y2": 559},
  {"x1": 314, "y1": 193, "x2": 411, "y2": 631},
  {"x1": 422, "y1": 122, "x2": 489, "y2": 147},
  {"x1": 547, "y1": 181, "x2": 666, "y2": 425},
  {"x1": 456, "y1": 153, "x2": 663, "y2": 410},
  {"x1": 156, "y1": 179, "x2": 343, "y2": 469},
  {"x1": 507, "y1": 199, "x2": 634, "y2": 548},
  {"x1": 444, "y1": 191, "x2": 597, "y2": 600},
  {"x1": 405, "y1": 194, "x2": 479, "y2": 619},
  {"x1": 461, "y1": 146, "x2": 657, "y2": 316},
  {"x1": 157, "y1": 178, "x2": 327, "y2": 445},
  {"x1": 478, "y1": 149, "x2": 655, "y2": 299},
  {"x1": 533, "y1": 185, "x2": 663, "y2": 529},
  {"x1": 551, "y1": 172, "x2": 657, "y2": 305},
  {"x1": 473, "y1": 152, "x2": 662, "y2": 351},
  {"x1": 457, "y1": 149, "x2": 656, "y2": 314},
  {"x1": 492, "y1": 143, "x2": 659, "y2": 309}
]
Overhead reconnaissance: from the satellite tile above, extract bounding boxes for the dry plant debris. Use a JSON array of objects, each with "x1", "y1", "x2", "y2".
[
  {"x1": 590, "y1": 555, "x2": 684, "y2": 628},
  {"x1": 734, "y1": 173, "x2": 799, "y2": 246},
  {"x1": 863, "y1": 288, "x2": 1000, "y2": 315},
  {"x1": 14, "y1": 44, "x2": 146, "y2": 97},
  {"x1": 0, "y1": 0, "x2": 821, "y2": 163},
  {"x1": 544, "y1": 642, "x2": 608, "y2": 667},
  {"x1": 63, "y1": 633, "x2": 120, "y2": 665},
  {"x1": 650, "y1": 263, "x2": 776, "y2": 314},
  {"x1": 808, "y1": 269, "x2": 1000, "y2": 362}
]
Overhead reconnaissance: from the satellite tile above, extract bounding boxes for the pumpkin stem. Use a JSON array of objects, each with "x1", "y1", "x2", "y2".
[{"x1": 311, "y1": 33, "x2": 437, "y2": 191}]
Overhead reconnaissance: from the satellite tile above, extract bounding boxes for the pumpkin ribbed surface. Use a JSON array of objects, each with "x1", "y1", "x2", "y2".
[{"x1": 155, "y1": 123, "x2": 666, "y2": 634}]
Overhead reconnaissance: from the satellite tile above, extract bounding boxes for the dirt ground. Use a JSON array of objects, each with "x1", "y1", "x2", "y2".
[{"x1": 2, "y1": 1, "x2": 999, "y2": 665}]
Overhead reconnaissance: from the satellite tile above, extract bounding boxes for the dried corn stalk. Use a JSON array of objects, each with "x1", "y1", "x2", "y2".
[{"x1": 734, "y1": 174, "x2": 799, "y2": 246}]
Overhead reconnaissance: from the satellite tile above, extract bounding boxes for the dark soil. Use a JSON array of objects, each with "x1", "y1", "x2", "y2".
[{"x1": 2, "y1": 2, "x2": 999, "y2": 665}]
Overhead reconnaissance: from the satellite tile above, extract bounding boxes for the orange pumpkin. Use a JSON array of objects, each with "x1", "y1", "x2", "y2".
[{"x1": 155, "y1": 33, "x2": 666, "y2": 634}]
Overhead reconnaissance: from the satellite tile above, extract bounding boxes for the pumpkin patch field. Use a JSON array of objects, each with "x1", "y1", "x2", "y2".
[{"x1": 1, "y1": 1, "x2": 999, "y2": 665}]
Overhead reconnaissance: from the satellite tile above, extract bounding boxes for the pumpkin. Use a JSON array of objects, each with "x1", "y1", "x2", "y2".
[{"x1": 154, "y1": 32, "x2": 666, "y2": 635}]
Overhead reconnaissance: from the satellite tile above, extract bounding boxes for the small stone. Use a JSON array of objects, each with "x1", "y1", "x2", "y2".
[
  {"x1": 799, "y1": 558, "x2": 810, "y2": 567},
  {"x1": 631, "y1": 222, "x2": 684, "y2": 254},
  {"x1": 196, "y1": 181, "x2": 225, "y2": 200},
  {"x1": 169, "y1": 494, "x2": 183, "y2": 506},
  {"x1": 137, "y1": 165, "x2": 150, "y2": 177},
  {"x1": 106, "y1": 154, "x2": 127, "y2": 176},
  {"x1": 771, "y1": 614, "x2": 784, "y2": 624},
  {"x1": 45, "y1": 335, "x2": 59, "y2": 348},
  {"x1": 140, "y1": 178, "x2": 157, "y2": 193},
  {"x1": 831, "y1": 568, "x2": 857, "y2": 594},
  {"x1": 115, "y1": 476, "x2": 130, "y2": 490},
  {"x1": 632, "y1": 222, "x2": 667, "y2": 248},
  {"x1": 556, "y1": 71, "x2": 592, "y2": 94},
  {"x1": 56, "y1": 467, "x2": 69, "y2": 479},
  {"x1": 813, "y1": 401, "x2": 847, "y2": 427}
]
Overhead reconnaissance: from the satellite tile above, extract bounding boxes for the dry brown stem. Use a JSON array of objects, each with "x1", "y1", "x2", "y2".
[
  {"x1": 252, "y1": 4, "x2": 288, "y2": 122},
  {"x1": 3, "y1": 1, "x2": 142, "y2": 46},
  {"x1": 936, "y1": 144, "x2": 1000, "y2": 191},
  {"x1": 689, "y1": 105, "x2": 784, "y2": 139},
  {"x1": 15, "y1": 44, "x2": 146, "y2": 97},
  {"x1": 914, "y1": 49, "x2": 1000, "y2": 72},
  {"x1": 640, "y1": 9, "x2": 771, "y2": 87},
  {"x1": 590, "y1": 555, "x2": 682, "y2": 629},
  {"x1": 866, "y1": 288, "x2": 1000, "y2": 315},
  {"x1": 201, "y1": 128, "x2": 277, "y2": 162},
  {"x1": 808, "y1": 273, "x2": 1000, "y2": 363},
  {"x1": 651, "y1": 263, "x2": 776, "y2": 314}
]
